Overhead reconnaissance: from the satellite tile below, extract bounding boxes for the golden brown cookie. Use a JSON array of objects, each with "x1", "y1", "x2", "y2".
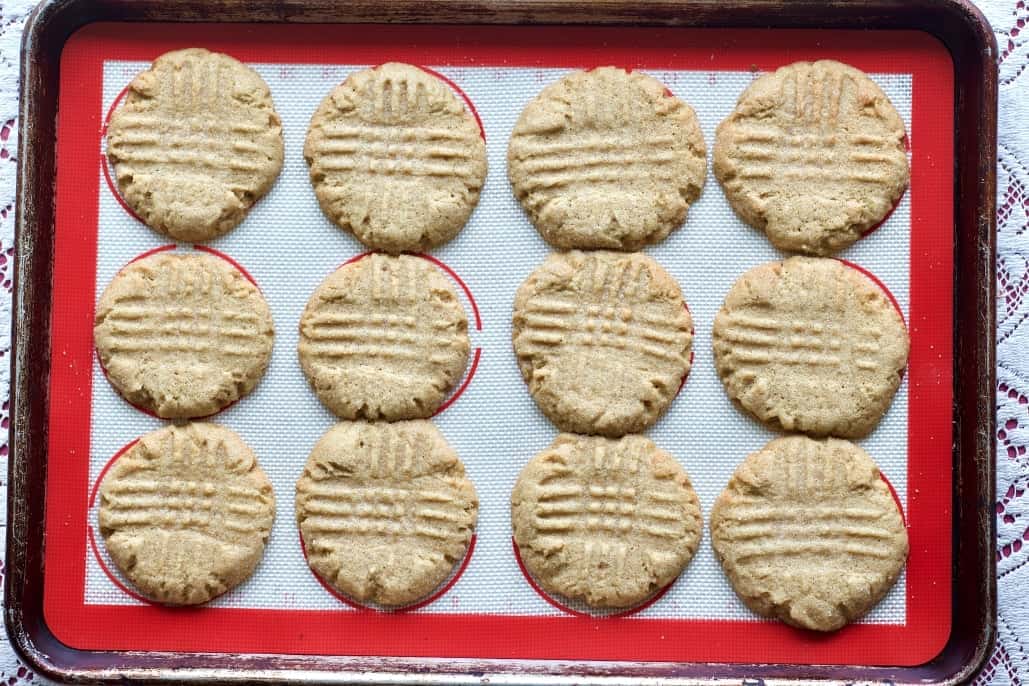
[
  {"x1": 106, "y1": 48, "x2": 284, "y2": 242},
  {"x1": 97, "y1": 423, "x2": 275, "y2": 605},
  {"x1": 710, "y1": 435, "x2": 908, "y2": 631},
  {"x1": 304, "y1": 62, "x2": 487, "y2": 253},
  {"x1": 712, "y1": 257, "x2": 908, "y2": 438},
  {"x1": 298, "y1": 254, "x2": 469, "y2": 420},
  {"x1": 296, "y1": 421, "x2": 478, "y2": 606},
  {"x1": 508, "y1": 67, "x2": 706, "y2": 250},
  {"x1": 94, "y1": 252, "x2": 274, "y2": 419},
  {"x1": 512, "y1": 251, "x2": 692, "y2": 436},
  {"x1": 713, "y1": 60, "x2": 909, "y2": 255},
  {"x1": 512, "y1": 433, "x2": 702, "y2": 608}
]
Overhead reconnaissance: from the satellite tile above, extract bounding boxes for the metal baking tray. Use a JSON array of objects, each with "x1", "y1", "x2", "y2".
[{"x1": 6, "y1": 0, "x2": 997, "y2": 683}]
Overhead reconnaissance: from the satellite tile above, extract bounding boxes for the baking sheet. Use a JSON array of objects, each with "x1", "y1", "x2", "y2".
[{"x1": 41, "y1": 24, "x2": 954, "y2": 666}]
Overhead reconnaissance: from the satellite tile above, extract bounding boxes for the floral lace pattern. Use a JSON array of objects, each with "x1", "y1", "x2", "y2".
[{"x1": 0, "y1": 1, "x2": 1021, "y2": 681}]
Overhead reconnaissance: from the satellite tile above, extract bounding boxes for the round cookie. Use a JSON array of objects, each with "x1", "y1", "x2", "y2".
[
  {"x1": 97, "y1": 423, "x2": 275, "y2": 605},
  {"x1": 304, "y1": 62, "x2": 487, "y2": 253},
  {"x1": 94, "y1": 252, "x2": 274, "y2": 419},
  {"x1": 508, "y1": 67, "x2": 707, "y2": 250},
  {"x1": 512, "y1": 251, "x2": 692, "y2": 436},
  {"x1": 713, "y1": 60, "x2": 909, "y2": 255},
  {"x1": 712, "y1": 257, "x2": 908, "y2": 438},
  {"x1": 296, "y1": 420, "x2": 478, "y2": 606},
  {"x1": 106, "y1": 48, "x2": 284, "y2": 242},
  {"x1": 298, "y1": 254, "x2": 470, "y2": 420},
  {"x1": 512, "y1": 433, "x2": 702, "y2": 609},
  {"x1": 710, "y1": 435, "x2": 908, "y2": 632}
]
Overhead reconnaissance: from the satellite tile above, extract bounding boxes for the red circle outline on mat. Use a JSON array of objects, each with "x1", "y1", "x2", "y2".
[
  {"x1": 834, "y1": 258, "x2": 906, "y2": 325},
  {"x1": 88, "y1": 438, "x2": 140, "y2": 509},
  {"x1": 511, "y1": 537, "x2": 676, "y2": 619},
  {"x1": 94, "y1": 246, "x2": 263, "y2": 420},
  {"x1": 413, "y1": 65, "x2": 485, "y2": 142},
  {"x1": 581, "y1": 66, "x2": 675, "y2": 98},
  {"x1": 860, "y1": 134, "x2": 911, "y2": 240},
  {"x1": 861, "y1": 186, "x2": 907, "y2": 240},
  {"x1": 414, "y1": 251, "x2": 482, "y2": 413},
  {"x1": 880, "y1": 471, "x2": 908, "y2": 529},
  {"x1": 94, "y1": 348, "x2": 162, "y2": 420},
  {"x1": 341, "y1": 252, "x2": 371, "y2": 267},
  {"x1": 331, "y1": 251, "x2": 482, "y2": 417},
  {"x1": 193, "y1": 244, "x2": 261, "y2": 289},
  {"x1": 87, "y1": 438, "x2": 157, "y2": 605},
  {"x1": 299, "y1": 530, "x2": 477, "y2": 613},
  {"x1": 87, "y1": 526, "x2": 156, "y2": 606},
  {"x1": 675, "y1": 301, "x2": 695, "y2": 400},
  {"x1": 100, "y1": 85, "x2": 128, "y2": 137},
  {"x1": 126, "y1": 243, "x2": 177, "y2": 265},
  {"x1": 338, "y1": 252, "x2": 482, "y2": 331},
  {"x1": 433, "y1": 347, "x2": 481, "y2": 417},
  {"x1": 94, "y1": 244, "x2": 177, "y2": 420},
  {"x1": 369, "y1": 63, "x2": 486, "y2": 141},
  {"x1": 100, "y1": 85, "x2": 146, "y2": 224},
  {"x1": 414, "y1": 252, "x2": 482, "y2": 331}
]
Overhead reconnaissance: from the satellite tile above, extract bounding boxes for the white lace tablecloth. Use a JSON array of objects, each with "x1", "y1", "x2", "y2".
[{"x1": 0, "y1": 1, "x2": 1021, "y2": 682}]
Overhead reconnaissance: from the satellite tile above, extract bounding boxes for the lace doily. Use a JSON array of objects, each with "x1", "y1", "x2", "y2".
[{"x1": 0, "y1": 1, "x2": 1020, "y2": 682}]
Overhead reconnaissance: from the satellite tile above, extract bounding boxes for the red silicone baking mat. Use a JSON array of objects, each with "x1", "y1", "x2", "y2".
[{"x1": 43, "y1": 23, "x2": 953, "y2": 666}]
